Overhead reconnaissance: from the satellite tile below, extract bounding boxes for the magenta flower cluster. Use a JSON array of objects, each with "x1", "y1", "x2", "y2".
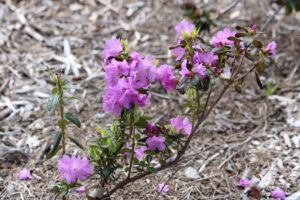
[
  {"x1": 170, "y1": 116, "x2": 192, "y2": 136},
  {"x1": 272, "y1": 188, "x2": 286, "y2": 200},
  {"x1": 58, "y1": 155, "x2": 94, "y2": 184},
  {"x1": 135, "y1": 124, "x2": 167, "y2": 161},
  {"x1": 157, "y1": 183, "x2": 169, "y2": 193},
  {"x1": 172, "y1": 20, "x2": 277, "y2": 82},
  {"x1": 102, "y1": 39, "x2": 177, "y2": 115},
  {"x1": 18, "y1": 168, "x2": 33, "y2": 181},
  {"x1": 172, "y1": 20, "x2": 230, "y2": 80},
  {"x1": 134, "y1": 116, "x2": 192, "y2": 161},
  {"x1": 210, "y1": 28, "x2": 236, "y2": 47},
  {"x1": 239, "y1": 178, "x2": 251, "y2": 187}
]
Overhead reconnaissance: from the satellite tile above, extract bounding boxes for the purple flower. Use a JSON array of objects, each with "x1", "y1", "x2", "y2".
[
  {"x1": 156, "y1": 64, "x2": 177, "y2": 90},
  {"x1": 58, "y1": 155, "x2": 94, "y2": 184},
  {"x1": 210, "y1": 28, "x2": 236, "y2": 47},
  {"x1": 102, "y1": 40, "x2": 159, "y2": 116},
  {"x1": 143, "y1": 123, "x2": 161, "y2": 137},
  {"x1": 127, "y1": 55, "x2": 156, "y2": 89},
  {"x1": 175, "y1": 19, "x2": 195, "y2": 39},
  {"x1": 123, "y1": 143, "x2": 131, "y2": 157},
  {"x1": 75, "y1": 186, "x2": 86, "y2": 193},
  {"x1": 251, "y1": 24, "x2": 257, "y2": 33},
  {"x1": 272, "y1": 188, "x2": 286, "y2": 200},
  {"x1": 170, "y1": 116, "x2": 192, "y2": 136},
  {"x1": 172, "y1": 47, "x2": 185, "y2": 61},
  {"x1": 135, "y1": 146, "x2": 148, "y2": 161},
  {"x1": 103, "y1": 79, "x2": 151, "y2": 116},
  {"x1": 265, "y1": 41, "x2": 277, "y2": 56},
  {"x1": 194, "y1": 52, "x2": 218, "y2": 67},
  {"x1": 239, "y1": 178, "x2": 251, "y2": 188},
  {"x1": 103, "y1": 38, "x2": 123, "y2": 61},
  {"x1": 104, "y1": 59, "x2": 130, "y2": 86},
  {"x1": 146, "y1": 136, "x2": 166, "y2": 151},
  {"x1": 193, "y1": 63, "x2": 206, "y2": 79},
  {"x1": 180, "y1": 59, "x2": 192, "y2": 77},
  {"x1": 103, "y1": 86, "x2": 124, "y2": 116},
  {"x1": 18, "y1": 168, "x2": 33, "y2": 181},
  {"x1": 157, "y1": 183, "x2": 169, "y2": 193}
]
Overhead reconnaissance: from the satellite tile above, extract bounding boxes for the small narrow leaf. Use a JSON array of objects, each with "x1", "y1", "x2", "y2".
[
  {"x1": 236, "y1": 25, "x2": 248, "y2": 32},
  {"x1": 147, "y1": 167, "x2": 157, "y2": 173},
  {"x1": 47, "y1": 145, "x2": 62, "y2": 159},
  {"x1": 102, "y1": 167, "x2": 110, "y2": 177},
  {"x1": 252, "y1": 40, "x2": 263, "y2": 48},
  {"x1": 144, "y1": 150, "x2": 157, "y2": 155},
  {"x1": 227, "y1": 36, "x2": 242, "y2": 42},
  {"x1": 46, "y1": 132, "x2": 62, "y2": 159},
  {"x1": 234, "y1": 78, "x2": 244, "y2": 93},
  {"x1": 235, "y1": 32, "x2": 247, "y2": 37},
  {"x1": 58, "y1": 119, "x2": 68, "y2": 129},
  {"x1": 52, "y1": 87, "x2": 59, "y2": 94},
  {"x1": 68, "y1": 136, "x2": 84, "y2": 149},
  {"x1": 64, "y1": 112, "x2": 81, "y2": 128},
  {"x1": 255, "y1": 72, "x2": 264, "y2": 90},
  {"x1": 134, "y1": 117, "x2": 147, "y2": 128},
  {"x1": 255, "y1": 62, "x2": 266, "y2": 74},
  {"x1": 88, "y1": 145, "x2": 101, "y2": 161},
  {"x1": 47, "y1": 94, "x2": 59, "y2": 111}
]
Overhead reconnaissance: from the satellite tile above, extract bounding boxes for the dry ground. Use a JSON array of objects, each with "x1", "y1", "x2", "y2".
[{"x1": 0, "y1": 0, "x2": 300, "y2": 199}]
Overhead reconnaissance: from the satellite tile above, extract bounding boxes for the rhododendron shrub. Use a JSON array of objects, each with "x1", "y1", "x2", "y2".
[{"x1": 49, "y1": 20, "x2": 277, "y2": 199}]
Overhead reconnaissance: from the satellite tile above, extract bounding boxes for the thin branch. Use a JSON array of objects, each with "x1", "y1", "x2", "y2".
[
  {"x1": 200, "y1": 87, "x2": 212, "y2": 120},
  {"x1": 57, "y1": 72, "x2": 66, "y2": 155},
  {"x1": 127, "y1": 117, "x2": 135, "y2": 179}
]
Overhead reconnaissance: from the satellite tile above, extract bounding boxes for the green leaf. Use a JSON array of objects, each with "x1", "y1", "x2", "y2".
[
  {"x1": 144, "y1": 150, "x2": 157, "y2": 155},
  {"x1": 47, "y1": 94, "x2": 59, "y2": 111},
  {"x1": 46, "y1": 132, "x2": 62, "y2": 159},
  {"x1": 64, "y1": 112, "x2": 81, "y2": 128},
  {"x1": 236, "y1": 25, "x2": 248, "y2": 32},
  {"x1": 252, "y1": 40, "x2": 263, "y2": 48},
  {"x1": 147, "y1": 167, "x2": 157, "y2": 173},
  {"x1": 102, "y1": 167, "x2": 110, "y2": 177},
  {"x1": 58, "y1": 119, "x2": 68, "y2": 129},
  {"x1": 46, "y1": 145, "x2": 62, "y2": 159},
  {"x1": 285, "y1": 2, "x2": 293, "y2": 15},
  {"x1": 295, "y1": 0, "x2": 300, "y2": 11},
  {"x1": 227, "y1": 36, "x2": 242, "y2": 42},
  {"x1": 265, "y1": 82, "x2": 278, "y2": 96},
  {"x1": 193, "y1": 76, "x2": 210, "y2": 91},
  {"x1": 68, "y1": 136, "x2": 84, "y2": 149},
  {"x1": 134, "y1": 117, "x2": 147, "y2": 128},
  {"x1": 245, "y1": 53, "x2": 255, "y2": 61},
  {"x1": 52, "y1": 87, "x2": 59, "y2": 94},
  {"x1": 88, "y1": 145, "x2": 101, "y2": 161},
  {"x1": 235, "y1": 32, "x2": 247, "y2": 37},
  {"x1": 255, "y1": 72, "x2": 264, "y2": 90},
  {"x1": 52, "y1": 185, "x2": 61, "y2": 193},
  {"x1": 255, "y1": 62, "x2": 266, "y2": 74},
  {"x1": 234, "y1": 78, "x2": 244, "y2": 93}
]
